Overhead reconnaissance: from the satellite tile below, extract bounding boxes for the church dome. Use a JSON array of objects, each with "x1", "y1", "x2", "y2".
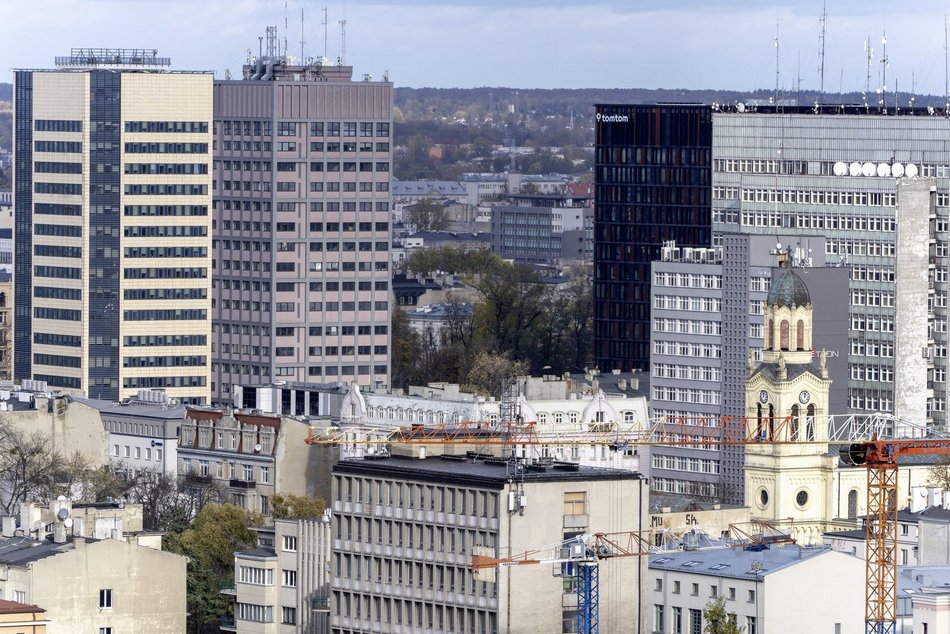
[{"x1": 766, "y1": 269, "x2": 811, "y2": 307}]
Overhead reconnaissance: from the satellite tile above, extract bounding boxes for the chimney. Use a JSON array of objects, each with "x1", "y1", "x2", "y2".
[
  {"x1": 53, "y1": 522, "x2": 66, "y2": 544},
  {"x1": 0, "y1": 517, "x2": 13, "y2": 538}
]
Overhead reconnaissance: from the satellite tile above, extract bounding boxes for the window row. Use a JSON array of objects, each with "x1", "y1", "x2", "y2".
[
  {"x1": 653, "y1": 318, "x2": 721, "y2": 336},
  {"x1": 653, "y1": 272, "x2": 722, "y2": 289}
]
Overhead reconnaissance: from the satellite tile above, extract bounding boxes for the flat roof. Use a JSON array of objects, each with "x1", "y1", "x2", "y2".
[
  {"x1": 334, "y1": 455, "x2": 643, "y2": 489},
  {"x1": 649, "y1": 545, "x2": 839, "y2": 580}
]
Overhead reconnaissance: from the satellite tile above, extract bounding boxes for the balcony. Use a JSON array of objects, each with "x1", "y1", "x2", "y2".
[
  {"x1": 219, "y1": 616, "x2": 236, "y2": 632},
  {"x1": 220, "y1": 580, "x2": 236, "y2": 596},
  {"x1": 229, "y1": 478, "x2": 256, "y2": 489},
  {"x1": 312, "y1": 596, "x2": 330, "y2": 611}
]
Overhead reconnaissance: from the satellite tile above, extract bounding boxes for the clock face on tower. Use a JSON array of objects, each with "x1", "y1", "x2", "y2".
[
  {"x1": 759, "y1": 390, "x2": 769, "y2": 404},
  {"x1": 799, "y1": 390, "x2": 811, "y2": 405}
]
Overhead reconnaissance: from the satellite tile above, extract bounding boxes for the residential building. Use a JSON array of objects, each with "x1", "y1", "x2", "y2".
[
  {"x1": 231, "y1": 380, "x2": 346, "y2": 419},
  {"x1": 14, "y1": 48, "x2": 213, "y2": 403},
  {"x1": 0, "y1": 600, "x2": 48, "y2": 633},
  {"x1": 226, "y1": 515, "x2": 333, "y2": 634},
  {"x1": 647, "y1": 493, "x2": 750, "y2": 539},
  {"x1": 648, "y1": 237, "x2": 850, "y2": 504},
  {"x1": 330, "y1": 453, "x2": 648, "y2": 634},
  {"x1": 178, "y1": 407, "x2": 321, "y2": 517},
  {"x1": 392, "y1": 180, "x2": 467, "y2": 206},
  {"x1": 212, "y1": 33, "x2": 393, "y2": 403},
  {"x1": 649, "y1": 546, "x2": 864, "y2": 634},
  {"x1": 0, "y1": 534, "x2": 185, "y2": 634},
  {"x1": 405, "y1": 302, "x2": 474, "y2": 349},
  {"x1": 593, "y1": 104, "x2": 713, "y2": 373}
]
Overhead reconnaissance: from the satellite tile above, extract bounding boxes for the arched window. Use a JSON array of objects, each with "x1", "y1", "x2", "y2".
[
  {"x1": 806, "y1": 404, "x2": 816, "y2": 441},
  {"x1": 756, "y1": 403, "x2": 763, "y2": 438},
  {"x1": 0, "y1": 293, "x2": 6, "y2": 308},
  {"x1": 848, "y1": 490, "x2": 858, "y2": 520},
  {"x1": 780, "y1": 320, "x2": 790, "y2": 350},
  {"x1": 768, "y1": 404, "x2": 775, "y2": 439},
  {"x1": 790, "y1": 404, "x2": 800, "y2": 441},
  {"x1": 767, "y1": 319, "x2": 774, "y2": 348},
  {"x1": 796, "y1": 320, "x2": 805, "y2": 350}
]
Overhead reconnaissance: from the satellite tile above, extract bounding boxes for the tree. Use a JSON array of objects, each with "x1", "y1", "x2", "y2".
[
  {"x1": 407, "y1": 198, "x2": 448, "y2": 231},
  {"x1": 703, "y1": 597, "x2": 744, "y2": 634},
  {"x1": 391, "y1": 307, "x2": 421, "y2": 391},
  {"x1": 928, "y1": 457, "x2": 950, "y2": 490},
  {"x1": 463, "y1": 350, "x2": 528, "y2": 399},
  {"x1": 125, "y1": 468, "x2": 221, "y2": 534},
  {"x1": 0, "y1": 423, "x2": 66, "y2": 514},
  {"x1": 166, "y1": 503, "x2": 260, "y2": 634},
  {"x1": 272, "y1": 494, "x2": 326, "y2": 519}
]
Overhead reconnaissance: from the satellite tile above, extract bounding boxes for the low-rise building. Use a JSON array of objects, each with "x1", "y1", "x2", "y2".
[
  {"x1": 331, "y1": 453, "x2": 648, "y2": 633},
  {"x1": 178, "y1": 408, "x2": 321, "y2": 517},
  {"x1": 649, "y1": 546, "x2": 864, "y2": 634},
  {"x1": 226, "y1": 514, "x2": 333, "y2": 634},
  {"x1": 0, "y1": 535, "x2": 185, "y2": 634},
  {"x1": 0, "y1": 600, "x2": 48, "y2": 632}
]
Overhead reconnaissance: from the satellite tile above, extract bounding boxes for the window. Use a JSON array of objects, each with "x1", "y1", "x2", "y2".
[
  {"x1": 747, "y1": 589, "x2": 756, "y2": 602},
  {"x1": 673, "y1": 580, "x2": 681, "y2": 594},
  {"x1": 689, "y1": 608, "x2": 702, "y2": 634},
  {"x1": 237, "y1": 603, "x2": 273, "y2": 623},
  {"x1": 672, "y1": 607, "x2": 682, "y2": 634},
  {"x1": 99, "y1": 629, "x2": 113, "y2": 634},
  {"x1": 747, "y1": 616, "x2": 757, "y2": 634},
  {"x1": 655, "y1": 605, "x2": 664, "y2": 632},
  {"x1": 691, "y1": 583, "x2": 699, "y2": 596},
  {"x1": 282, "y1": 606, "x2": 297, "y2": 625},
  {"x1": 283, "y1": 569, "x2": 297, "y2": 587},
  {"x1": 563, "y1": 491, "x2": 586, "y2": 515},
  {"x1": 283, "y1": 535, "x2": 297, "y2": 552},
  {"x1": 99, "y1": 588, "x2": 112, "y2": 608},
  {"x1": 654, "y1": 578, "x2": 663, "y2": 591}
]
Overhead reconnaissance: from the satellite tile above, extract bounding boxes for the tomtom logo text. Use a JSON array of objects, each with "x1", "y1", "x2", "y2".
[{"x1": 596, "y1": 113, "x2": 629, "y2": 123}]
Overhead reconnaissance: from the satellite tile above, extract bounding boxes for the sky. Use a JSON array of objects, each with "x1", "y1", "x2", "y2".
[{"x1": 3, "y1": 0, "x2": 950, "y2": 95}]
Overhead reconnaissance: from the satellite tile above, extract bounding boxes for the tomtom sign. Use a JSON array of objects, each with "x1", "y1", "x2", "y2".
[{"x1": 596, "y1": 113, "x2": 629, "y2": 123}]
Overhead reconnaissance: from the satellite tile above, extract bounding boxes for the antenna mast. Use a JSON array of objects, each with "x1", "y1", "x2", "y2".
[
  {"x1": 339, "y1": 19, "x2": 347, "y2": 66},
  {"x1": 300, "y1": 8, "x2": 305, "y2": 62},
  {"x1": 323, "y1": 6, "x2": 329, "y2": 59},
  {"x1": 864, "y1": 37, "x2": 873, "y2": 111},
  {"x1": 880, "y1": 32, "x2": 889, "y2": 113},
  {"x1": 774, "y1": 16, "x2": 781, "y2": 106},
  {"x1": 818, "y1": 0, "x2": 827, "y2": 103},
  {"x1": 945, "y1": 14, "x2": 949, "y2": 115}
]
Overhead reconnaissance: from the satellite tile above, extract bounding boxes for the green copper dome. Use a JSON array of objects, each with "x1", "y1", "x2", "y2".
[{"x1": 766, "y1": 269, "x2": 811, "y2": 307}]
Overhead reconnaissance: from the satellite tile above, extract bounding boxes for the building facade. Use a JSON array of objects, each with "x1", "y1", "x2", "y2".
[
  {"x1": 14, "y1": 49, "x2": 213, "y2": 403},
  {"x1": 649, "y1": 546, "x2": 865, "y2": 634},
  {"x1": 228, "y1": 516, "x2": 333, "y2": 634},
  {"x1": 593, "y1": 104, "x2": 713, "y2": 372},
  {"x1": 330, "y1": 454, "x2": 648, "y2": 634},
  {"x1": 212, "y1": 42, "x2": 393, "y2": 404}
]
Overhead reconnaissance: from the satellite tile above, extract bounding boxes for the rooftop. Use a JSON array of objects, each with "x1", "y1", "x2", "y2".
[
  {"x1": 334, "y1": 455, "x2": 643, "y2": 489},
  {"x1": 0, "y1": 599, "x2": 45, "y2": 614},
  {"x1": 766, "y1": 268, "x2": 811, "y2": 308},
  {"x1": 649, "y1": 545, "x2": 839, "y2": 580}
]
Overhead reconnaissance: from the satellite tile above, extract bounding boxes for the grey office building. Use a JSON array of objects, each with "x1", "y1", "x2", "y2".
[
  {"x1": 212, "y1": 37, "x2": 393, "y2": 404},
  {"x1": 649, "y1": 236, "x2": 850, "y2": 503}
]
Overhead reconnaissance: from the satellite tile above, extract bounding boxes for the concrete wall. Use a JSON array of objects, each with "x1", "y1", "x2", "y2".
[
  {"x1": 26, "y1": 538, "x2": 186, "y2": 634},
  {"x1": 6, "y1": 396, "x2": 108, "y2": 466}
]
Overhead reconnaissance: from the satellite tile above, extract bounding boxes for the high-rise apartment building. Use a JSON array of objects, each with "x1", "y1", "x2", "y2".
[
  {"x1": 212, "y1": 38, "x2": 392, "y2": 403},
  {"x1": 14, "y1": 49, "x2": 213, "y2": 403},
  {"x1": 593, "y1": 105, "x2": 712, "y2": 372}
]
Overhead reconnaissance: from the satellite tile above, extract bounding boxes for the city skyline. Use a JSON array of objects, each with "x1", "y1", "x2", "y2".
[{"x1": 3, "y1": 0, "x2": 950, "y2": 96}]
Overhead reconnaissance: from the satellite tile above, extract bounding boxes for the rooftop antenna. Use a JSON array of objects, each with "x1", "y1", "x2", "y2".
[
  {"x1": 880, "y1": 31, "x2": 889, "y2": 114},
  {"x1": 818, "y1": 0, "x2": 827, "y2": 106},
  {"x1": 774, "y1": 15, "x2": 781, "y2": 107},
  {"x1": 863, "y1": 36, "x2": 873, "y2": 111},
  {"x1": 284, "y1": 1, "x2": 289, "y2": 62},
  {"x1": 300, "y1": 7, "x2": 305, "y2": 63},
  {"x1": 339, "y1": 18, "x2": 347, "y2": 66},
  {"x1": 945, "y1": 14, "x2": 949, "y2": 115},
  {"x1": 323, "y1": 6, "x2": 328, "y2": 59},
  {"x1": 796, "y1": 50, "x2": 802, "y2": 105}
]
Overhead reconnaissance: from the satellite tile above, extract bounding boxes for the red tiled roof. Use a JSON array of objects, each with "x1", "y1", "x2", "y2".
[
  {"x1": 185, "y1": 409, "x2": 223, "y2": 421},
  {"x1": 0, "y1": 599, "x2": 45, "y2": 614},
  {"x1": 235, "y1": 413, "x2": 281, "y2": 429}
]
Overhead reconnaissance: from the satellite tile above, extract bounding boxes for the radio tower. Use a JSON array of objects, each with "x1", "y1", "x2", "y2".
[{"x1": 818, "y1": 0, "x2": 827, "y2": 106}]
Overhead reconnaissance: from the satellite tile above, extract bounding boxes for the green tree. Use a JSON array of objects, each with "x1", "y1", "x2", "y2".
[
  {"x1": 703, "y1": 597, "x2": 744, "y2": 634},
  {"x1": 928, "y1": 456, "x2": 950, "y2": 489},
  {"x1": 272, "y1": 494, "x2": 326, "y2": 519},
  {"x1": 391, "y1": 307, "x2": 421, "y2": 391},
  {"x1": 462, "y1": 350, "x2": 528, "y2": 399},
  {"x1": 166, "y1": 503, "x2": 260, "y2": 633}
]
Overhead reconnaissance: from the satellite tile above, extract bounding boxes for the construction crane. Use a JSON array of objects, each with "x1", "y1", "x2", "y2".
[
  {"x1": 468, "y1": 523, "x2": 792, "y2": 634},
  {"x1": 306, "y1": 412, "x2": 947, "y2": 634}
]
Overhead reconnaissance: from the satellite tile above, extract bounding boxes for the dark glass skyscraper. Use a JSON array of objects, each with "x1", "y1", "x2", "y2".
[{"x1": 593, "y1": 104, "x2": 712, "y2": 371}]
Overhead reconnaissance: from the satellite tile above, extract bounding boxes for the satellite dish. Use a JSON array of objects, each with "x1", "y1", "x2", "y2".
[
  {"x1": 849, "y1": 162, "x2": 862, "y2": 177},
  {"x1": 892, "y1": 162, "x2": 905, "y2": 177},
  {"x1": 862, "y1": 162, "x2": 876, "y2": 177},
  {"x1": 56, "y1": 507, "x2": 69, "y2": 521},
  {"x1": 877, "y1": 163, "x2": 891, "y2": 177},
  {"x1": 736, "y1": 102, "x2": 746, "y2": 113},
  {"x1": 906, "y1": 163, "x2": 919, "y2": 177},
  {"x1": 833, "y1": 161, "x2": 847, "y2": 176},
  {"x1": 63, "y1": 518, "x2": 73, "y2": 529},
  {"x1": 254, "y1": 443, "x2": 263, "y2": 453}
]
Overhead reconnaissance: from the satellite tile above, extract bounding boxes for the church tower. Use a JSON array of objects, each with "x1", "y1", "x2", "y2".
[{"x1": 744, "y1": 265, "x2": 835, "y2": 543}]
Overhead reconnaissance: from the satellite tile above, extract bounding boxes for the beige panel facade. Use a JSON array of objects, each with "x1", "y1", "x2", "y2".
[{"x1": 16, "y1": 63, "x2": 213, "y2": 404}]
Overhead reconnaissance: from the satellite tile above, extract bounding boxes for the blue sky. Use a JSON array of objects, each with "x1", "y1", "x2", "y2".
[{"x1": 3, "y1": 0, "x2": 950, "y2": 95}]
